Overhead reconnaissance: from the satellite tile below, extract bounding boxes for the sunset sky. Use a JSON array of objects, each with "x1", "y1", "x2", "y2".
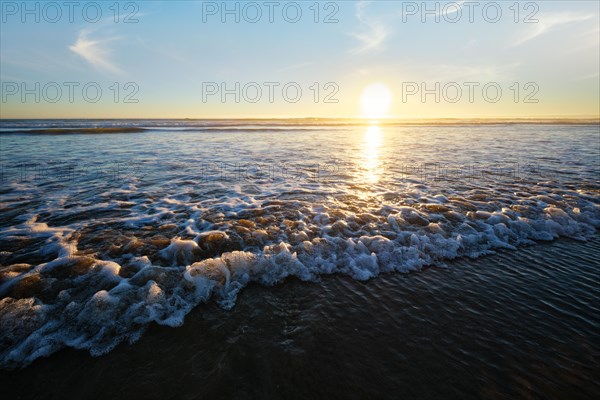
[{"x1": 1, "y1": 0, "x2": 599, "y2": 119}]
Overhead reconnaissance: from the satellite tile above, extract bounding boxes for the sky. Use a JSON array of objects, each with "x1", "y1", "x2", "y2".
[{"x1": 0, "y1": 0, "x2": 599, "y2": 119}]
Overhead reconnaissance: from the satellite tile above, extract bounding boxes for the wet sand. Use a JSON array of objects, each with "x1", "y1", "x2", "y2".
[{"x1": 2, "y1": 235, "x2": 599, "y2": 400}]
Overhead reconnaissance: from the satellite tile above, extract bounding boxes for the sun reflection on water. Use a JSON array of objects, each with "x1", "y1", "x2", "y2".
[{"x1": 360, "y1": 125, "x2": 384, "y2": 183}]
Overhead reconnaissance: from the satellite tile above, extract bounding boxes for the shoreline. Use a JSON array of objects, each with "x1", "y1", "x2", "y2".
[{"x1": 2, "y1": 234, "x2": 599, "y2": 400}]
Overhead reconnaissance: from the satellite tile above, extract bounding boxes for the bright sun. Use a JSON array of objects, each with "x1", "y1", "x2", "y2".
[{"x1": 360, "y1": 83, "x2": 393, "y2": 119}]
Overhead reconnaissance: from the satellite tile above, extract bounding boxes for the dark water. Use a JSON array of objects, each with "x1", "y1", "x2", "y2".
[{"x1": 1, "y1": 235, "x2": 598, "y2": 400}]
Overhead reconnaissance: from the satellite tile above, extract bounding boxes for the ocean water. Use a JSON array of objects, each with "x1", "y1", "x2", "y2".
[
  {"x1": 1, "y1": 235, "x2": 598, "y2": 399},
  {"x1": 0, "y1": 120, "x2": 599, "y2": 371}
]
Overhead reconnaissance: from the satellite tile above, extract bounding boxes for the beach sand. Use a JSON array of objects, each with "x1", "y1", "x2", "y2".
[{"x1": 1, "y1": 235, "x2": 598, "y2": 400}]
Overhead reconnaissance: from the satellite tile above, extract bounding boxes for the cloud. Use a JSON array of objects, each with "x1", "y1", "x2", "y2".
[
  {"x1": 436, "y1": 0, "x2": 466, "y2": 19},
  {"x1": 514, "y1": 12, "x2": 594, "y2": 46},
  {"x1": 579, "y1": 71, "x2": 600, "y2": 81},
  {"x1": 69, "y1": 30, "x2": 123, "y2": 74},
  {"x1": 349, "y1": 1, "x2": 389, "y2": 53}
]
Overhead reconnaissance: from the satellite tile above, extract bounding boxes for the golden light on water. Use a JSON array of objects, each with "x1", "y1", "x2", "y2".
[
  {"x1": 360, "y1": 83, "x2": 393, "y2": 119},
  {"x1": 360, "y1": 125, "x2": 383, "y2": 183}
]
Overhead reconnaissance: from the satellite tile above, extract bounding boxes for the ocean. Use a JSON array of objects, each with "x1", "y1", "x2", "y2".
[{"x1": 0, "y1": 120, "x2": 599, "y2": 397}]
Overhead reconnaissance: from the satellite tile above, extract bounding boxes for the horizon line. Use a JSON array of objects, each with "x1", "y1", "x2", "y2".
[{"x1": 1, "y1": 116, "x2": 599, "y2": 120}]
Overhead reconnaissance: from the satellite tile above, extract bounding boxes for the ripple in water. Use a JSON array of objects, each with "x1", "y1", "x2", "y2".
[{"x1": 0, "y1": 121, "x2": 598, "y2": 369}]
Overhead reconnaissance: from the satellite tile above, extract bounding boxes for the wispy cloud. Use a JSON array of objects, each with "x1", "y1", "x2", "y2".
[
  {"x1": 349, "y1": 1, "x2": 389, "y2": 54},
  {"x1": 69, "y1": 30, "x2": 123, "y2": 74},
  {"x1": 514, "y1": 12, "x2": 594, "y2": 46},
  {"x1": 436, "y1": 0, "x2": 466, "y2": 18},
  {"x1": 579, "y1": 71, "x2": 600, "y2": 81}
]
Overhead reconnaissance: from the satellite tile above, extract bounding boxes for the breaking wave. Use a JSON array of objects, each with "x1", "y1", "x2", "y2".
[{"x1": 1, "y1": 121, "x2": 598, "y2": 369}]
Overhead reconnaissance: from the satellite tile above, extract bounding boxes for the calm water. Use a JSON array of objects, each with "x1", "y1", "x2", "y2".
[{"x1": 0, "y1": 120, "x2": 599, "y2": 388}]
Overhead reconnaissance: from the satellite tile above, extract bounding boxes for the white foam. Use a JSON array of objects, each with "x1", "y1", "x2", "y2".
[
  {"x1": 158, "y1": 238, "x2": 200, "y2": 266},
  {"x1": 2, "y1": 128, "x2": 600, "y2": 369}
]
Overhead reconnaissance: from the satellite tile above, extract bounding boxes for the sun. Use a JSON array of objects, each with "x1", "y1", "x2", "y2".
[{"x1": 360, "y1": 83, "x2": 393, "y2": 119}]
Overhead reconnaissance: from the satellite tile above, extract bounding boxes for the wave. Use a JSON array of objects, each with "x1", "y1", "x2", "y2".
[
  {"x1": 0, "y1": 127, "x2": 148, "y2": 135},
  {"x1": 0, "y1": 126, "x2": 344, "y2": 135},
  {"x1": 1, "y1": 118, "x2": 598, "y2": 134},
  {"x1": 0, "y1": 121, "x2": 598, "y2": 369},
  {"x1": 0, "y1": 191, "x2": 598, "y2": 369}
]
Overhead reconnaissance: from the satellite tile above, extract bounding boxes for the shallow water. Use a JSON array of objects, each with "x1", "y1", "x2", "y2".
[
  {"x1": 0, "y1": 120, "x2": 599, "y2": 369},
  {"x1": 0, "y1": 236, "x2": 598, "y2": 400}
]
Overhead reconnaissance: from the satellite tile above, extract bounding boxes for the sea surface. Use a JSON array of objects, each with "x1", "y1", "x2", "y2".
[
  {"x1": 0, "y1": 235, "x2": 598, "y2": 400},
  {"x1": 0, "y1": 120, "x2": 599, "y2": 388}
]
